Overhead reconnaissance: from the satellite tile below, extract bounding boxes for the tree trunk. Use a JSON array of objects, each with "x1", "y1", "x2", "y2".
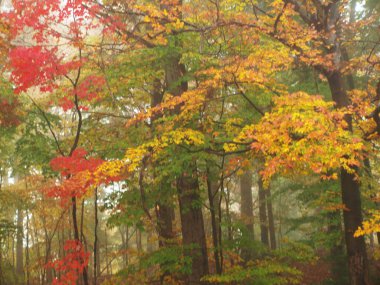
[
  {"x1": 94, "y1": 187, "x2": 99, "y2": 285},
  {"x1": 327, "y1": 71, "x2": 369, "y2": 285},
  {"x1": 258, "y1": 176, "x2": 269, "y2": 247},
  {"x1": 206, "y1": 166, "x2": 222, "y2": 274},
  {"x1": 16, "y1": 207, "x2": 24, "y2": 284},
  {"x1": 266, "y1": 188, "x2": 276, "y2": 250},
  {"x1": 341, "y1": 169, "x2": 369, "y2": 285},
  {"x1": 72, "y1": 196, "x2": 89, "y2": 285},
  {"x1": 164, "y1": 31, "x2": 209, "y2": 282},
  {"x1": 43, "y1": 227, "x2": 53, "y2": 284},
  {"x1": 177, "y1": 169, "x2": 209, "y2": 284},
  {"x1": 119, "y1": 226, "x2": 129, "y2": 269},
  {"x1": 240, "y1": 171, "x2": 254, "y2": 260},
  {"x1": 104, "y1": 229, "x2": 110, "y2": 276},
  {"x1": 156, "y1": 202, "x2": 175, "y2": 247},
  {"x1": 151, "y1": 78, "x2": 176, "y2": 248},
  {"x1": 0, "y1": 238, "x2": 3, "y2": 285},
  {"x1": 136, "y1": 228, "x2": 142, "y2": 253},
  {"x1": 26, "y1": 210, "x2": 30, "y2": 285},
  {"x1": 327, "y1": 210, "x2": 347, "y2": 284},
  {"x1": 146, "y1": 227, "x2": 154, "y2": 253}
]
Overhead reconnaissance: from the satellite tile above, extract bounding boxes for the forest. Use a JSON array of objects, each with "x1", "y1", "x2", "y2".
[{"x1": 0, "y1": 0, "x2": 380, "y2": 284}]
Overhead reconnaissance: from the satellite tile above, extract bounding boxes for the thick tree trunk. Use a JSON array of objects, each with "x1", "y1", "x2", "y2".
[
  {"x1": 156, "y1": 203, "x2": 175, "y2": 247},
  {"x1": 240, "y1": 171, "x2": 254, "y2": 260},
  {"x1": 327, "y1": 71, "x2": 369, "y2": 285},
  {"x1": 165, "y1": 37, "x2": 209, "y2": 282},
  {"x1": 327, "y1": 210, "x2": 347, "y2": 284},
  {"x1": 341, "y1": 170, "x2": 369, "y2": 285},
  {"x1": 177, "y1": 169, "x2": 209, "y2": 284},
  {"x1": 151, "y1": 78, "x2": 176, "y2": 248},
  {"x1": 258, "y1": 176, "x2": 269, "y2": 247},
  {"x1": 266, "y1": 188, "x2": 276, "y2": 250},
  {"x1": 16, "y1": 207, "x2": 24, "y2": 284}
]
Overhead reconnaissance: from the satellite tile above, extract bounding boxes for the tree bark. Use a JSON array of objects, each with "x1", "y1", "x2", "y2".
[
  {"x1": 16, "y1": 207, "x2": 24, "y2": 284},
  {"x1": 266, "y1": 188, "x2": 276, "y2": 250},
  {"x1": 177, "y1": 169, "x2": 209, "y2": 284},
  {"x1": 0, "y1": 238, "x2": 3, "y2": 285},
  {"x1": 164, "y1": 31, "x2": 209, "y2": 282},
  {"x1": 26, "y1": 210, "x2": 30, "y2": 285},
  {"x1": 240, "y1": 170, "x2": 254, "y2": 260},
  {"x1": 206, "y1": 166, "x2": 222, "y2": 273},
  {"x1": 327, "y1": 71, "x2": 369, "y2": 285},
  {"x1": 136, "y1": 228, "x2": 142, "y2": 253},
  {"x1": 285, "y1": 0, "x2": 370, "y2": 282},
  {"x1": 72, "y1": 196, "x2": 89, "y2": 285},
  {"x1": 104, "y1": 229, "x2": 110, "y2": 276},
  {"x1": 94, "y1": 187, "x2": 99, "y2": 285},
  {"x1": 151, "y1": 78, "x2": 176, "y2": 248},
  {"x1": 258, "y1": 176, "x2": 269, "y2": 247},
  {"x1": 119, "y1": 225, "x2": 129, "y2": 267},
  {"x1": 156, "y1": 202, "x2": 175, "y2": 247}
]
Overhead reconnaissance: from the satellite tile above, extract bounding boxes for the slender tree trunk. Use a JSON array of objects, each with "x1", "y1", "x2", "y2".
[
  {"x1": 16, "y1": 207, "x2": 24, "y2": 284},
  {"x1": 31, "y1": 215, "x2": 42, "y2": 285},
  {"x1": 136, "y1": 228, "x2": 142, "y2": 253},
  {"x1": 0, "y1": 238, "x2": 3, "y2": 285},
  {"x1": 240, "y1": 170, "x2": 254, "y2": 260},
  {"x1": 43, "y1": 228, "x2": 53, "y2": 284},
  {"x1": 72, "y1": 196, "x2": 89, "y2": 285},
  {"x1": 125, "y1": 226, "x2": 129, "y2": 266},
  {"x1": 224, "y1": 184, "x2": 233, "y2": 259},
  {"x1": 104, "y1": 229, "x2": 110, "y2": 276},
  {"x1": 258, "y1": 176, "x2": 269, "y2": 247},
  {"x1": 206, "y1": 167, "x2": 222, "y2": 274},
  {"x1": 12, "y1": 231, "x2": 15, "y2": 270},
  {"x1": 26, "y1": 210, "x2": 30, "y2": 285},
  {"x1": 94, "y1": 188, "x2": 99, "y2": 285},
  {"x1": 266, "y1": 188, "x2": 276, "y2": 250},
  {"x1": 80, "y1": 199, "x2": 85, "y2": 243}
]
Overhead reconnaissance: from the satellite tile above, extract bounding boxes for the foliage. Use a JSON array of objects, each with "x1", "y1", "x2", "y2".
[
  {"x1": 47, "y1": 240, "x2": 90, "y2": 285},
  {"x1": 203, "y1": 259, "x2": 301, "y2": 284}
]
